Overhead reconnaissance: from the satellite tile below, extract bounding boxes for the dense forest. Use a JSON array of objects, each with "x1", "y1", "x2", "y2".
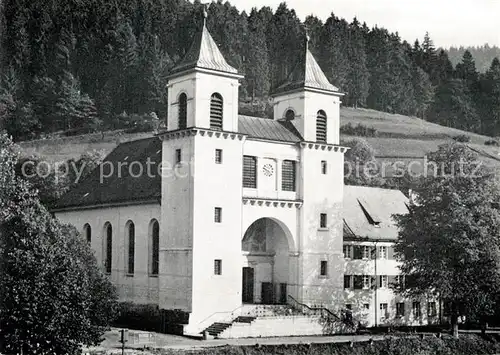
[
  {"x1": 447, "y1": 45, "x2": 500, "y2": 73},
  {"x1": 0, "y1": 0, "x2": 499, "y2": 141}
]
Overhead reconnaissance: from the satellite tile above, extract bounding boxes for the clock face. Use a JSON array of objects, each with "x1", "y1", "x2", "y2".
[{"x1": 262, "y1": 164, "x2": 274, "y2": 177}]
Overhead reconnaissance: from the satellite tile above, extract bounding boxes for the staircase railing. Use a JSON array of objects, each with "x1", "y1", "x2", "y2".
[{"x1": 287, "y1": 295, "x2": 358, "y2": 333}]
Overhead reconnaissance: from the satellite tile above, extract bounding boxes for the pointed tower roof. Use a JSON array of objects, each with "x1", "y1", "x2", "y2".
[
  {"x1": 168, "y1": 8, "x2": 239, "y2": 78},
  {"x1": 271, "y1": 36, "x2": 341, "y2": 96}
]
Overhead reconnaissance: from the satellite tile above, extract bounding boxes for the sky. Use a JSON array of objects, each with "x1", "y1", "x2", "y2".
[{"x1": 227, "y1": 0, "x2": 500, "y2": 48}]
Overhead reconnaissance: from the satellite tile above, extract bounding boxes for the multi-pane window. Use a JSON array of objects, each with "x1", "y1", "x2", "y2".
[
  {"x1": 243, "y1": 156, "x2": 257, "y2": 188},
  {"x1": 427, "y1": 302, "x2": 437, "y2": 317},
  {"x1": 210, "y1": 93, "x2": 223, "y2": 130},
  {"x1": 412, "y1": 301, "x2": 422, "y2": 318},
  {"x1": 321, "y1": 160, "x2": 327, "y2": 174},
  {"x1": 214, "y1": 207, "x2": 222, "y2": 223},
  {"x1": 281, "y1": 160, "x2": 296, "y2": 192},
  {"x1": 320, "y1": 260, "x2": 328, "y2": 276},
  {"x1": 178, "y1": 93, "x2": 187, "y2": 129},
  {"x1": 175, "y1": 149, "x2": 182, "y2": 164},
  {"x1": 214, "y1": 259, "x2": 222, "y2": 275},
  {"x1": 151, "y1": 220, "x2": 160, "y2": 276},
  {"x1": 343, "y1": 245, "x2": 353, "y2": 259},
  {"x1": 83, "y1": 223, "x2": 91, "y2": 244},
  {"x1": 379, "y1": 275, "x2": 388, "y2": 288},
  {"x1": 380, "y1": 303, "x2": 389, "y2": 319},
  {"x1": 316, "y1": 110, "x2": 327, "y2": 142},
  {"x1": 363, "y1": 304, "x2": 370, "y2": 310},
  {"x1": 215, "y1": 149, "x2": 223, "y2": 164},
  {"x1": 344, "y1": 275, "x2": 352, "y2": 289},
  {"x1": 395, "y1": 275, "x2": 405, "y2": 290},
  {"x1": 396, "y1": 302, "x2": 405, "y2": 317},
  {"x1": 104, "y1": 223, "x2": 112, "y2": 274},
  {"x1": 379, "y1": 246, "x2": 387, "y2": 259},
  {"x1": 320, "y1": 213, "x2": 327, "y2": 228},
  {"x1": 127, "y1": 221, "x2": 135, "y2": 275},
  {"x1": 362, "y1": 275, "x2": 371, "y2": 289}
]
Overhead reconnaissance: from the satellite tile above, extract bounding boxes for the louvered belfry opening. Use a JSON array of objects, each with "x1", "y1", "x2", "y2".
[
  {"x1": 178, "y1": 93, "x2": 187, "y2": 129},
  {"x1": 282, "y1": 160, "x2": 296, "y2": 191},
  {"x1": 316, "y1": 110, "x2": 327, "y2": 142},
  {"x1": 210, "y1": 93, "x2": 223, "y2": 130}
]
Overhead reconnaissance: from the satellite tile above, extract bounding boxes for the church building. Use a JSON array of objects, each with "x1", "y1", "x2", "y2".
[{"x1": 54, "y1": 11, "x2": 439, "y2": 337}]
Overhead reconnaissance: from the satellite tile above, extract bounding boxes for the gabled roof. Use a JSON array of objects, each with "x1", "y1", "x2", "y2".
[
  {"x1": 169, "y1": 22, "x2": 238, "y2": 77},
  {"x1": 55, "y1": 137, "x2": 162, "y2": 210},
  {"x1": 271, "y1": 43, "x2": 340, "y2": 96},
  {"x1": 343, "y1": 186, "x2": 409, "y2": 241}
]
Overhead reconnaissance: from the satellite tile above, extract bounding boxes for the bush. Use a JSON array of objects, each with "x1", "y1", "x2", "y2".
[
  {"x1": 453, "y1": 134, "x2": 471, "y2": 143},
  {"x1": 485, "y1": 139, "x2": 499, "y2": 146},
  {"x1": 113, "y1": 302, "x2": 163, "y2": 333},
  {"x1": 340, "y1": 123, "x2": 378, "y2": 137}
]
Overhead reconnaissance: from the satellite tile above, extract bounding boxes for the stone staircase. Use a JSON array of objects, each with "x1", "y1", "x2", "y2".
[{"x1": 201, "y1": 298, "x2": 358, "y2": 339}]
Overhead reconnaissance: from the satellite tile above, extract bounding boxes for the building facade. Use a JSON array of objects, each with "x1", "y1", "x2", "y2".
[{"x1": 54, "y1": 16, "x2": 438, "y2": 335}]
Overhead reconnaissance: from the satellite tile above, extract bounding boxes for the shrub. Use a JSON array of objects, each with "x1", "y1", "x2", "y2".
[
  {"x1": 113, "y1": 302, "x2": 163, "y2": 333},
  {"x1": 453, "y1": 134, "x2": 471, "y2": 143},
  {"x1": 340, "y1": 123, "x2": 378, "y2": 137},
  {"x1": 485, "y1": 139, "x2": 499, "y2": 146}
]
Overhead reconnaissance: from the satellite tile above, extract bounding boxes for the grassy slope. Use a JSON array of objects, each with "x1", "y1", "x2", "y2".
[{"x1": 17, "y1": 108, "x2": 500, "y2": 164}]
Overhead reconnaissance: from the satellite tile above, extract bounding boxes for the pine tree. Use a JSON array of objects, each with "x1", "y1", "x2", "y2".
[
  {"x1": 245, "y1": 8, "x2": 271, "y2": 100},
  {"x1": 412, "y1": 65, "x2": 434, "y2": 118},
  {"x1": 345, "y1": 17, "x2": 370, "y2": 108},
  {"x1": 478, "y1": 58, "x2": 500, "y2": 135},
  {"x1": 321, "y1": 14, "x2": 350, "y2": 93}
]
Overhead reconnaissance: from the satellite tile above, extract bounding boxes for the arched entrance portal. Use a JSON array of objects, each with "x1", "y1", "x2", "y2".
[{"x1": 241, "y1": 218, "x2": 292, "y2": 304}]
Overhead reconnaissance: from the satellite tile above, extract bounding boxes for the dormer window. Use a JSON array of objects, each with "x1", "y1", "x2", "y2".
[
  {"x1": 178, "y1": 93, "x2": 187, "y2": 130},
  {"x1": 210, "y1": 93, "x2": 223, "y2": 130},
  {"x1": 316, "y1": 110, "x2": 327, "y2": 143},
  {"x1": 285, "y1": 109, "x2": 295, "y2": 121}
]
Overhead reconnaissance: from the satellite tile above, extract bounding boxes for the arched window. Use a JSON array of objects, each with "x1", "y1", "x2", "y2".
[
  {"x1": 178, "y1": 93, "x2": 187, "y2": 130},
  {"x1": 210, "y1": 93, "x2": 223, "y2": 130},
  {"x1": 126, "y1": 221, "x2": 135, "y2": 275},
  {"x1": 285, "y1": 109, "x2": 295, "y2": 121},
  {"x1": 83, "y1": 224, "x2": 91, "y2": 244},
  {"x1": 150, "y1": 219, "x2": 160, "y2": 276},
  {"x1": 103, "y1": 223, "x2": 112, "y2": 274},
  {"x1": 316, "y1": 110, "x2": 327, "y2": 143}
]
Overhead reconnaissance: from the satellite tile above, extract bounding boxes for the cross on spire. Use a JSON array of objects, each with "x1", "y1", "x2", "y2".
[
  {"x1": 202, "y1": 3, "x2": 209, "y2": 27},
  {"x1": 304, "y1": 25, "x2": 311, "y2": 51}
]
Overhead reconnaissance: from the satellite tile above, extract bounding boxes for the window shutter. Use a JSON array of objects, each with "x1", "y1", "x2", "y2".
[
  {"x1": 210, "y1": 93, "x2": 223, "y2": 130},
  {"x1": 281, "y1": 160, "x2": 296, "y2": 191},
  {"x1": 388, "y1": 275, "x2": 396, "y2": 289},
  {"x1": 370, "y1": 276, "x2": 376, "y2": 290},
  {"x1": 353, "y1": 275, "x2": 363, "y2": 289},
  {"x1": 316, "y1": 110, "x2": 327, "y2": 142},
  {"x1": 243, "y1": 156, "x2": 257, "y2": 188},
  {"x1": 353, "y1": 246, "x2": 362, "y2": 260},
  {"x1": 178, "y1": 93, "x2": 187, "y2": 129},
  {"x1": 370, "y1": 247, "x2": 377, "y2": 259},
  {"x1": 388, "y1": 246, "x2": 394, "y2": 260}
]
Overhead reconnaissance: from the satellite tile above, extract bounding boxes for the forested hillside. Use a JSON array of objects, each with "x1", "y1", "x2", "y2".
[
  {"x1": 447, "y1": 45, "x2": 500, "y2": 73},
  {"x1": 0, "y1": 0, "x2": 499, "y2": 142}
]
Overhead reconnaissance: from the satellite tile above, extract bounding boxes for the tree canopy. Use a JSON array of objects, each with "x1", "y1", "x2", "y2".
[
  {"x1": 394, "y1": 143, "x2": 500, "y2": 337},
  {"x1": 0, "y1": 133, "x2": 117, "y2": 354}
]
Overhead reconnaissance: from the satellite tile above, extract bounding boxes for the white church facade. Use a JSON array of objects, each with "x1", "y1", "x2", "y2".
[{"x1": 54, "y1": 14, "x2": 440, "y2": 337}]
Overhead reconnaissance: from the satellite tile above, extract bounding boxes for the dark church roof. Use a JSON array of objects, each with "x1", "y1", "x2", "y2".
[
  {"x1": 55, "y1": 137, "x2": 162, "y2": 211},
  {"x1": 54, "y1": 116, "x2": 302, "y2": 211},
  {"x1": 271, "y1": 44, "x2": 340, "y2": 96},
  {"x1": 169, "y1": 22, "x2": 238, "y2": 77}
]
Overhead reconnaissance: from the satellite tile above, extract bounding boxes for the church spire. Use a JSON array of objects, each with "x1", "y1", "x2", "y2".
[
  {"x1": 270, "y1": 29, "x2": 340, "y2": 96},
  {"x1": 168, "y1": 4, "x2": 239, "y2": 78}
]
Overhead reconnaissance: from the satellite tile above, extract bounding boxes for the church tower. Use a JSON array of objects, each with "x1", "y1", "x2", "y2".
[
  {"x1": 158, "y1": 7, "x2": 246, "y2": 332},
  {"x1": 271, "y1": 35, "x2": 347, "y2": 309}
]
